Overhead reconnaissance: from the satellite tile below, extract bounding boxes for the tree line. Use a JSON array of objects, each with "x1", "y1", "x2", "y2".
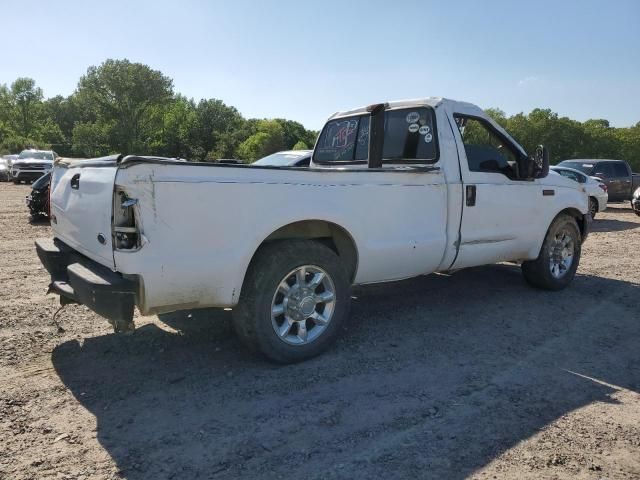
[
  {"x1": 0, "y1": 59, "x2": 316, "y2": 162},
  {"x1": 1, "y1": 59, "x2": 639, "y2": 169}
]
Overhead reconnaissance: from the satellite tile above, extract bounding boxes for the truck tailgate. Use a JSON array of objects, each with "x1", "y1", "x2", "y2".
[{"x1": 50, "y1": 163, "x2": 117, "y2": 269}]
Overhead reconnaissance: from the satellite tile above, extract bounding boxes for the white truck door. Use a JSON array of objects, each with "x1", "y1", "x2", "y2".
[{"x1": 449, "y1": 112, "x2": 544, "y2": 269}]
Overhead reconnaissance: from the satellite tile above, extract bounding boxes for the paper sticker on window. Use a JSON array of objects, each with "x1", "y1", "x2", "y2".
[
  {"x1": 408, "y1": 123, "x2": 419, "y2": 133},
  {"x1": 406, "y1": 111, "x2": 420, "y2": 124},
  {"x1": 419, "y1": 125, "x2": 430, "y2": 135},
  {"x1": 424, "y1": 133, "x2": 433, "y2": 143}
]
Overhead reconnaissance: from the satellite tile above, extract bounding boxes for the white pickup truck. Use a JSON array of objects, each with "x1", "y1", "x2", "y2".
[{"x1": 36, "y1": 98, "x2": 591, "y2": 362}]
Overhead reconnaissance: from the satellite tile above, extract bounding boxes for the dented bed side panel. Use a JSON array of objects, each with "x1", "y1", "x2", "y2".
[{"x1": 113, "y1": 164, "x2": 452, "y2": 312}]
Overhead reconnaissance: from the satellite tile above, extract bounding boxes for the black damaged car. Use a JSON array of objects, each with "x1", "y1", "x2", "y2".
[{"x1": 26, "y1": 172, "x2": 51, "y2": 219}]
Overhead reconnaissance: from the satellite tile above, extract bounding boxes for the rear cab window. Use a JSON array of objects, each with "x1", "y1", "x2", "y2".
[{"x1": 313, "y1": 107, "x2": 438, "y2": 164}]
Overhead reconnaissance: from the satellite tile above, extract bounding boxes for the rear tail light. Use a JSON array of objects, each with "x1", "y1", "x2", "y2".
[
  {"x1": 113, "y1": 189, "x2": 140, "y2": 250},
  {"x1": 598, "y1": 183, "x2": 607, "y2": 192}
]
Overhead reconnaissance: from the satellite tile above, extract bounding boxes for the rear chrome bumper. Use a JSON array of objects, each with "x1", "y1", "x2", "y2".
[{"x1": 35, "y1": 238, "x2": 137, "y2": 330}]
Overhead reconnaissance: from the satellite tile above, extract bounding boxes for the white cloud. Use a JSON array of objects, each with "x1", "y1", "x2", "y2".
[{"x1": 517, "y1": 76, "x2": 540, "y2": 87}]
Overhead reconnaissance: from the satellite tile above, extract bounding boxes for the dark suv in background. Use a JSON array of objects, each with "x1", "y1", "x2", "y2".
[{"x1": 557, "y1": 159, "x2": 640, "y2": 202}]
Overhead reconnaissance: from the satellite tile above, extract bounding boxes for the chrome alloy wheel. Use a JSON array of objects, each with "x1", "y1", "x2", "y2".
[
  {"x1": 548, "y1": 229, "x2": 575, "y2": 279},
  {"x1": 271, "y1": 265, "x2": 336, "y2": 345}
]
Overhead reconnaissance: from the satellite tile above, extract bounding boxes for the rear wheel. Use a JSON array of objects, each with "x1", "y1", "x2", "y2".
[
  {"x1": 233, "y1": 240, "x2": 350, "y2": 363},
  {"x1": 589, "y1": 197, "x2": 598, "y2": 219},
  {"x1": 522, "y1": 214, "x2": 581, "y2": 290}
]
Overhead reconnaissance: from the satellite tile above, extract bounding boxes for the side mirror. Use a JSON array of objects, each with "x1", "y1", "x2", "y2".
[{"x1": 524, "y1": 145, "x2": 549, "y2": 179}]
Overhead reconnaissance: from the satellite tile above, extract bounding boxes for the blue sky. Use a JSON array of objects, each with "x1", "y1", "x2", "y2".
[{"x1": 2, "y1": 0, "x2": 639, "y2": 129}]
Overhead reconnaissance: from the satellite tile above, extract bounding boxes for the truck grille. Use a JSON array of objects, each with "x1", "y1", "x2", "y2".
[{"x1": 14, "y1": 163, "x2": 49, "y2": 170}]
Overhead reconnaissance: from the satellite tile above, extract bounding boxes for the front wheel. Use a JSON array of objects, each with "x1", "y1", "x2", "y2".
[
  {"x1": 233, "y1": 239, "x2": 350, "y2": 363},
  {"x1": 521, "y1": 214, "x2": 581, "y2": 290}
]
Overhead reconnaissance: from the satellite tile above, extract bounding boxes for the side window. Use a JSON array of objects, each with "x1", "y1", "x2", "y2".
[
  {"x1": 594, "y1": 163, "x2": 614, "y2": 178},
  {"x1": 611, "y1": 163, "x2": 629, "y2": 177},
  {"x1": 454, "y1": 115, "x2": 519, "y2": 178},
  {"x1": 354, "y1": 115, "x2": 370, "y2": 160},
  {"x1": 382, "y1": 108, "x2": 437, "y2": 161},
  {"x1": 313, "y1": 107, "x2": 438, "y2": 163}
]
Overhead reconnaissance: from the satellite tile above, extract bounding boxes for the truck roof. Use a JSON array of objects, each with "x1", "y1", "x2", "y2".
[
  {"x1": 327, "y1": 97, "x2": 526, "y2": 158},
  {"x1": 562, "y1": 159, "x2": 628, "y2": 164},
  {"x1": 328, "y1": 97, "x2": 485, "y2": 120}
]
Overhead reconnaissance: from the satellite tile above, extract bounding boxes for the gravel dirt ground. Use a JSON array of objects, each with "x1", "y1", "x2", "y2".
[{"x1": 0, "y1": 182, "x2": 638, "y2": 480}]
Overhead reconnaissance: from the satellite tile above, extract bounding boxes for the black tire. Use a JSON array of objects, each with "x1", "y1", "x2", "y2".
[
  {"x1": 233, "y1": 239, "x2": 351, "y2": 363},
  {"x1": 522, "y1": 214, "x2": 581, "y2": 290},
  {"x1": 12, "y1": 179, "x2": 19, "y2": 184},
  {"x1": 589, "y1": 197, "x2": 598, "y2": 219}
]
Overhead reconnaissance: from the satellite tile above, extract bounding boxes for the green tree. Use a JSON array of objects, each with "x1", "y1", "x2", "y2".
[
  {"x1": 292, "y1": 140, "x2": 309, "y2": 150},
  {"x1": 147, "y1": 95, "x2": 197, "y2": 158},
  {"x1": 10, "y1": 77, "x2": 43, "y2": 137},
  {"x1": 273, "y1": 119, "x2": 310, "y2": 149},
  {"x1": 614, "y1": 124, "x2": 640, "y2": 171},
  {"x1": 75, "y1": 59, "x2": 174, "y2": 152},
  {"x1": 72, "y1": 121, "x2": 114, "y2": 157},
  {"x1": 236, "y1": 119, "x2": 285, "y2": 161},
  {"x1": 190, "y1": 99, "x2": 244, "y2": 160},
  {"x1": 0, "y1": 84, "x2": 13, "y2": 125},
  {"x1": 484, "y1": 108, "x2": 508, "y2": 128}
]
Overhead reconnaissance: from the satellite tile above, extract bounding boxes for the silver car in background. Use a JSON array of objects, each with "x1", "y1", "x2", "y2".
[
  {"x1": 551, "y1": 165, "x2": 608, "y2": 218},
  {"x1": 252, "y1": 150, "x2": 312, "y2": 167},
  {"x1": 0, "y1": 155, "x2": 18, "y2": 181}
]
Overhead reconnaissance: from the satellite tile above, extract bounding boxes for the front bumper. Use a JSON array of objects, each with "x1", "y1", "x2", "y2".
[{"x1": 35, "y1": 238, "x2": 137, "y2": 329}]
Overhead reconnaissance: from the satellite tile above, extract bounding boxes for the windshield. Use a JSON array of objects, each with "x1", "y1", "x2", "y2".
[
  {"x1": 253, "y1": 151, "x2": 310, "y2": 166},
  {"x1": 18, "y1": 151, "x2": 54, "y2": 160},
  {"x1": 557, "y1": 161, "x2": 595, "y2": 175}
]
